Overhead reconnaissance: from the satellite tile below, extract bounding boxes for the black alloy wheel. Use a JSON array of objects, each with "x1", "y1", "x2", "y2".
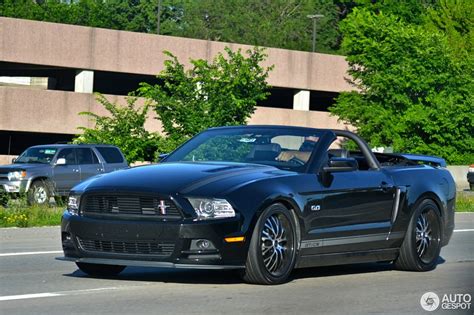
[
  {"x1": 241, "y1": 203, "x2": 297, "y2": 285},
  {"x1": 395, "y1": 199, "x2": 441, "y2": 271}
]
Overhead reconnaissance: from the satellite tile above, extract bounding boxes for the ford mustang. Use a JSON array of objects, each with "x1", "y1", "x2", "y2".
[{"x1": 58, "y1": 126, "x2": 455, "y2": 284}]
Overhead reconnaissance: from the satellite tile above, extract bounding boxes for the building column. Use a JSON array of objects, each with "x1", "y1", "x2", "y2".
[
  {"x1": 74, "y1": 70, "x2": 94, "y2": 93},
  {"x1": 293, "y1": 90, "x2": 310, "y2": 111}
]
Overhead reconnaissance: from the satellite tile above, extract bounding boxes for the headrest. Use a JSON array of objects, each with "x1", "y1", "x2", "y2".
[{"x1": 247, "y1": 143, "x2": 282, "y2": 160}]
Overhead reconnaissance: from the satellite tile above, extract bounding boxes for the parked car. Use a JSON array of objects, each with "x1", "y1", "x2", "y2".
[
  {"x1": 468, "y1": 164, "x2": 474, "y2": 190},
  {"x1": 58, "y1": 126, "x2": 455, "y2": 284},
  {"x1": 0, "y1": 144, "x2": 127, "y2": 205}
]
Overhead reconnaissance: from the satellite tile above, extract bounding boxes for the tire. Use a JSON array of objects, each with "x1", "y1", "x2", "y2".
[
  {"x1": 27, "y1": 180, "x2": 51, "y2": 205},
  {"x1": 394, "y1": 199, "x2": 442, "y2": 271},
  {"x1": 76, "y1": 262, "x2": 125, "y2": 277},
  {"x1": 241, "y1": 203, "x2": 298, "y2": 285}
]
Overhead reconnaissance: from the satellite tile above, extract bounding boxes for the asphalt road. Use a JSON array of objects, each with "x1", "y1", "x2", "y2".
[{"x1": 1, "y1": 214, "x2": 473, "y2": 315}]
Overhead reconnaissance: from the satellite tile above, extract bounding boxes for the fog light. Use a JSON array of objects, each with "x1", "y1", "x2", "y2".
[
  {"x1": 190, "y1": 239, "x2": 216, "y2": 251},
  {"x1": 62, "y1": 232, "x2": 72, "y2": 242},
  {"x1": 196, "y1": 239, "x2": 210, "y2": 249},
  {"x1": 61, "y1": 232, "x2": 74, "y2": 250}
]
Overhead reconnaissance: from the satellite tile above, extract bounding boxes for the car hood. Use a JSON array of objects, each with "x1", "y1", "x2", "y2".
[
  {"x1": 0, "y1": 163, "x2": 50, "y2": 173},
  {"x1": 74, "y1": 162, "x2": 295, "y2": 196}
]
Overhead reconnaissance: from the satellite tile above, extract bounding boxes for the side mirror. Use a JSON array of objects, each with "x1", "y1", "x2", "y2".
[
  {"x1": 55, "y1": 158, "x2": 66, "y2": 166},
  {"x1": 157, "y1": 153, "x2": 169, "y2": 163},
  {"x1": 11, "y1": 158, "x2": 16, "y2": 163},
  {"x1": 323, "y1": 157, "x2": 358, "y2": 173}
]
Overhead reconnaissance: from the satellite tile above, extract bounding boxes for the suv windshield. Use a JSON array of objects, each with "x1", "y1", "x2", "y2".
[
  {"x1": 165, "y1": 127, "x2": 322, "y2": 171},
  {"x1": 15, "y1": 147, "x2": 58, "y2": 164}
]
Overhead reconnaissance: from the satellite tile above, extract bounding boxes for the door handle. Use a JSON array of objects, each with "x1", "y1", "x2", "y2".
[
  {"x1": 73, "y1": 169, "x2": 79, "y2": 173},
  {"x1": 381, "y1": 181, "x2": 394, "y2": 191}
]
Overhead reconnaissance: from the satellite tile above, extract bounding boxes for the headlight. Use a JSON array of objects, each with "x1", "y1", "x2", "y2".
[
  {"x1": 67, "y1": 195, "x2": 81, "y2": 216},
  {"x1": 187, "y1": 198, "x2": 235, "y2": 220},
  {"x1": 7, "y1": 171, "x2": 26, "y2": 181}
]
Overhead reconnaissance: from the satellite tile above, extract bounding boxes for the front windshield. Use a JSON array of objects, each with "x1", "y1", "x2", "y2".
[
  {"x1": 15, "y1": 147, "x2": 58, "y2": 164},
  {"x1": 165, "y1": 127, "x2": 322, "y2": 171}
]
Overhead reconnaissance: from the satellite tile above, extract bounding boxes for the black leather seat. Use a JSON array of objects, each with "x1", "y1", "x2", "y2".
[{"x1": 247, "y1": 143, "x2": 282, "y2": 161}]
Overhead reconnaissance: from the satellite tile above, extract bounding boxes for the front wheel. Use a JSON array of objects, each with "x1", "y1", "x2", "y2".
[
  {"x1": 27, "y1": 180, "x2": 51, "y2": 205},
  {"x1": 76, "y1": 262, "x2": 125, "y2": 277},
  {"x1": 241, "y1": 203, "x2": 298, "y2": 285},
  {"x1": 394, "y1": 199, "x2": 442, "y2": 271}
]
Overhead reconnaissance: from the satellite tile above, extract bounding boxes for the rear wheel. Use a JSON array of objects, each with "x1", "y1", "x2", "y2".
[
  {"x1": 76, "y1": 262, "x2": 125, "y2": 277},
  {"x1": 394, "y1": 199, "x2": 441, "y2": 271},
  {"x1": 241, "y1": 203, "x2": 297, "y2": 285}
]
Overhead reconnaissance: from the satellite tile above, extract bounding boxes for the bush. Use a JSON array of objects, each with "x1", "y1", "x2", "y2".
[
  {"x1": 330, "y1": 8, "x2": 474, "y2": 164},
  {"x1": 74, "y1": 94, "x2": 161, "y2": 163},
  {"x1": 0, "y1": 196, "x2": 63, "y2": 228},
  {"x1": 138, "y1": 47, "x2": 273, "y2": 154}
]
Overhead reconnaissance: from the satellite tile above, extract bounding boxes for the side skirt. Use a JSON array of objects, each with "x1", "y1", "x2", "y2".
[{"x1": 295, "y1": 248, "x2": 399, "y2": 269}]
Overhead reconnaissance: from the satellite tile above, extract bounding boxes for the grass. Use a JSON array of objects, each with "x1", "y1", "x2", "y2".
[
  {"x1": 0, "y1": 192, "x2": 473, "y2": 228},
  {"x1": 456, "y1": 192, "x2": 474, "y2": 212},
  {"x1": 0, "y1": 197, "x2": 63, "y2": 228}
]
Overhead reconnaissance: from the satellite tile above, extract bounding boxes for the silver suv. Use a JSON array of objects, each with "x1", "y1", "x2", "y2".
[{"x1": 0, "y1": 144, "x2": 128, "y2": 204}]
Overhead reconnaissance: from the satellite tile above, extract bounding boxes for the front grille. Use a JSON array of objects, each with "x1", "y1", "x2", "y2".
[
  {"x1": 81, "y1": 193, "x2": 181, "y2": 219},
  {"x1": 77, "y1": 237, "x2": 175, "y2": 257},
  {"x1": 0, "y1": 170, "x2": 10, "y2": 179}
]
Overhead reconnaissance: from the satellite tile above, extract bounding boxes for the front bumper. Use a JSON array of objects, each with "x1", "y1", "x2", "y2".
[
  {"x1": 0, "y1": 179, "x2": 29, "y2": 193},
  {"x1": 56, "y1": 256, "x2": 243, "y2": 269},
  {"x1": 60, "y1": 211, "x2": 248, "y2": 269}
]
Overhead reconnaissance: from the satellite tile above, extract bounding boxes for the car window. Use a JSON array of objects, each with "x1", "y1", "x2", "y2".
[
  {"x1": 96, "y1": 147, "x2": 124, "y2": 163},
  {"x1": 57, "y1": 148, "x2": 77, "y2": 165},
  {"x1": 76, "y1": 148, "x2": 99, "y2": 165},
  {"x1": 327, "y1": 136, "x2": 370, "y2": 171},
  {"x1": 14, "y1": 147, "x2": 58, "y2": 164},
  {"x1": 182, "y1": 135, "x2": 254, "y2": 162},
  {"x1": 166, "y1": 128, "x2": 322, "y2": 171}
]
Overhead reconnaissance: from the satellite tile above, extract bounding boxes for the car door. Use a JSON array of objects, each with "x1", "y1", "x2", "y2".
[
  {"x1": 76, "y1": 147, "x2": 104, "y2": 180},
  {"x1": 301, "y1": 138, "x2": 395, "y2": 255},
  {"x1": 52, "y1": 148, "x2": 80, "y2": 194},
  {"x1": 95, "y1": 146, "x2": 127, "y2": 172}
]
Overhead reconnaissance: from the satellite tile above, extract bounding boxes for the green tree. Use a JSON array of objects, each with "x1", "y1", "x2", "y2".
[
  {"x1": 166, "y1": 0, "x2": 341, "y2": 53},
  {"x1": 330, "y1": 8, "x2": 474, "y2": 164},
  {"x1": 0, "y1": 0, "x2": 174, "y2": 34},
  {"x1": 138, "y1": 47, "x2": 273, "y2": 152},
  {"x1": 343, "y1": 0, "x2": 436, "y2": 25},
  {"x1": 424, "y1": 0, "x2": 474, "y2": 58},
  {"x1": 73, "y1": 94, "x2": 160, "y2": 163}
]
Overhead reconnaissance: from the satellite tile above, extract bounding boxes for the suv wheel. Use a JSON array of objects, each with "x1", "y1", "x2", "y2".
[{"x1": 28, "y1": 181, "x2": 51, "y2": 205}]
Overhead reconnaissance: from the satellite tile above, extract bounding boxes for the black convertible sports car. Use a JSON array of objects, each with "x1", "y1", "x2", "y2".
[{"x1": 58, "y1": 126, "x2": 455, "y2": 284}]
